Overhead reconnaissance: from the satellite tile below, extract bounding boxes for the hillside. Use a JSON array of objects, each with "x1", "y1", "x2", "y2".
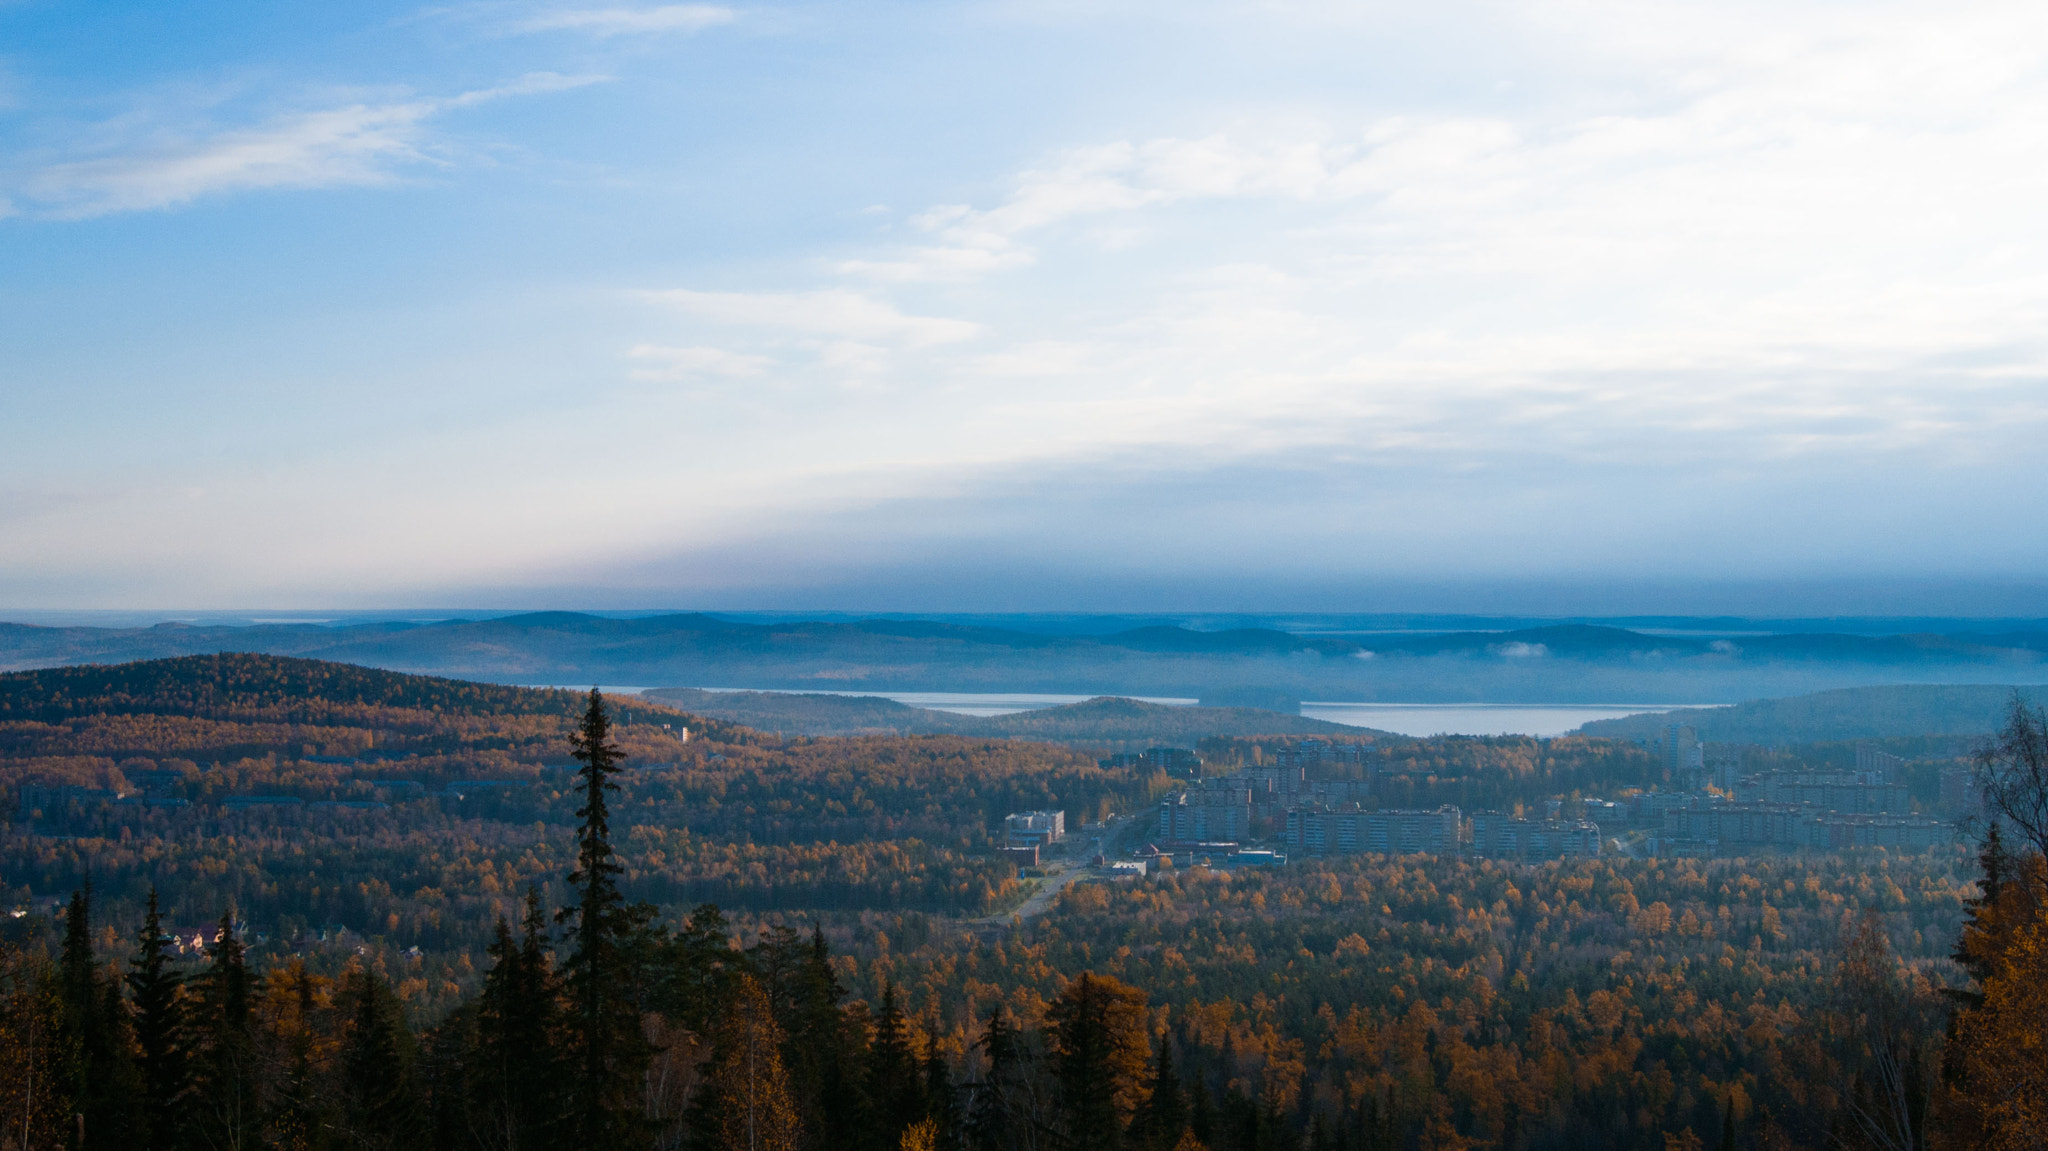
[
  {"x1": 643, "y1": 687, "x2": 1372, "y2": 743},
  {"x1": 1577, "y1": 682, "x2": 2048, "y2": 743},
  {"x1": 0, "y1": 651, "x2": 594, "y2": 723}
]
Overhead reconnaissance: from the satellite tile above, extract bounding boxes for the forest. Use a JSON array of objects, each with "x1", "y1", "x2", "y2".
[{"x1": 0, "y1": 656, "x2": 2043, "y2": 1150}]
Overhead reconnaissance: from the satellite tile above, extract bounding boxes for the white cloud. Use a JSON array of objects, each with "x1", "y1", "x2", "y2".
[
  {"x1": 626, "y1": 343, "x2": 775, "y2": 380},
  {"x1": 645, "y1": 288, "x2": 983, "y2": 346},
  {"x1": 10, "y1": 74, "x2": 603, "y2": 219},
  {"x1": 514, "y1": 4, "x2": 736, "y2": 35}
]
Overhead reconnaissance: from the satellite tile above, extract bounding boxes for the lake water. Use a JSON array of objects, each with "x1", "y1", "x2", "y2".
[
  {"x1": 687, "y1": 688, "x2": 1708, "y2": 733},
  {"x1": 1299, "y1": 702, "x2": 1713, "y2": 737}
]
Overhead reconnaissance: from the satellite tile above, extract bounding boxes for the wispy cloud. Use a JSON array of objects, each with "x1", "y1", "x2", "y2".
[
  {"x1": 627, "y1": 343, "x2": 775, "y2": 380},
  {"x1": 10, "y1": 73, "x2": 603, "y2": 219},
  {"x1": 645, "y1": 288, "x2": 983, "y2": 346},
  {"x1": 514, "y1": 4, "x2": 736, "y2": 36}
]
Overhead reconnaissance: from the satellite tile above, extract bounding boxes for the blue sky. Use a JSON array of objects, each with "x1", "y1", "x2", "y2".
[{"x1": 6, "y1": 0, "x2": 2048, "y2": 612}]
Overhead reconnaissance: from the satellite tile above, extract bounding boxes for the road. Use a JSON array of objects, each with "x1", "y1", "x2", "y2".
[{"x1": 971, "y1": 813, "x2": 1141, "y2": 927}]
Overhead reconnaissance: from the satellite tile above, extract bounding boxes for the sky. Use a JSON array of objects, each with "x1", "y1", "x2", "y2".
[{"x1": 6, "y1": 0, "x2": 2048, "y2": 613}]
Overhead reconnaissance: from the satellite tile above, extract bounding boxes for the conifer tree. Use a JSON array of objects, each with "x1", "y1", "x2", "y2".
[
  {"x1": 864, "y1": 981, "x2": 922, "y2": 1150},
  {"x1": 127, "y1": 889, "x2": 188, "y2": 1151},
  {"x1": 785, "y1": 925, "x2": 858, "y2": 1151},
  {"x1": 339, "y1": 968, "x2": 428, "y2": 1151},
  {"x1": 475, "y1": 888, "x2": 566, "y2": 1151},
  {"x1": 965, "y1": 1009, "x2": 1020, "y2": 1151},
  {"x1": 60, "y1": 883, "x2": 140, "y2": 1151},
  {"x1": 921, "y1": 1028, "x2": 960, "y2": 1151},
  {"x1": 1044, "y1": 974, "x2": 1149, "y2": 1150},
  {"x1": 193, "y1": 912, "x2": 261, "y2": 1151},
  {"x1": 558, "y1": 688, "x2": 653, "y2": 1150},
  {"x1": 1128, "y1": 1037, "x2": 1184, "y2": 1151},
  {"x1": 269, "y1": 962, "x2": 330, "y2": 1151},
  {"x1": 663, "y1": 903, "x2": 737, "y2": 1033}
]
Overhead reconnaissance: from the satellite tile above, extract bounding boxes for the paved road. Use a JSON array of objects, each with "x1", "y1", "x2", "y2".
[{"x1": 971, "y1": 814, "x2": 1140, "y2": 927}]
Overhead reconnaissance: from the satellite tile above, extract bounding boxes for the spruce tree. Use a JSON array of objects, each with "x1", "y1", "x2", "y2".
[
  {"x1": 60, "y1": 883, "x2": 140, "y2": 1151},
  {"x1": 269, "y1": 962, "x2": 330, "y2": 1151},
  {"x1": 127, "y1": 889, "x2": 189, "y2": 1151},
  {"x1": 921, "y1": 1028, "x2": 960, "y2": 1151},
  {"x1": 1128, "y1": 1037, "x2": 1184, "y2": 1151},
  {"x1": 193, "y1": 912, "x2": 260, "y2": 1151},
  {"x1": 558, "y1": 688, "x2": 653, "y2": 1150},
  {"x1": 476, "y1": 888, "x2": 567, "y2": 1150},
  {"x1": 786, "y1": 925, "x2": 859, "y2": 1151},
  {"x1": 965, "y1": 1009, "x2": 1019, "y2": 1151},
  {"x1": 1044, "y1": 974, "x2": 1150, "y2": 1151},
  {"x1": 863, "y1": 981, "x2": 921, "y2": 1150},
  {"x1": 339, "y1": 968, "x2": 428, "y2": 1151}
]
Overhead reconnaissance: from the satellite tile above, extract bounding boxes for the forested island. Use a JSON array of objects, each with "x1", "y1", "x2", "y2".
[{"x1": 0, "y1": 655, "x2": 2042, "y2": 1150}]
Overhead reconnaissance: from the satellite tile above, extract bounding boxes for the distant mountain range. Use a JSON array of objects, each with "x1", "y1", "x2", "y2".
[
  {"x1": 644, "y1": 688, "x2": 1370, "y2": 745},
  {"x1": 1577, "y1": 683, "x2": 2047, "y2": 745},
  {"x1": 6, "y1": 611, "x2": 2048, "y2": 704}
]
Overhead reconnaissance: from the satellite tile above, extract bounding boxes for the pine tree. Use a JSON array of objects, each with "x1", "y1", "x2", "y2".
[
  {"x1": 193, "y1": 912, "x2": 261, "y2": 1151},
  {"x1": 558, "y1": 688, "x2": 654, "y2": 1150},
  {"x1": 127, "y1": 889, "x2": 189, "y2": 1151},
  {"x1": 786, "y1": 925, "x2": 860, "y2": 1151},
  {"x1": 339, "y1": 968, "x2": 428, "y2": 1151},
  {"x1": 1044, "y1": 974, "x2": 1150, "y2": 1151},
  {"x1": 1954, "y1": 824, "x2": 2017, "y2": 1000},
  {"x1": 1128, "y1": 1037, "x2": 1184, "y2": 1151},
  {"x1": 60, "y1": 883, "x2": 140, "y2": 1151},
  {"x1": 921, "y1": 1028, "x2": 960, "y2": 1151},
  {"x1": 864, "y1": 982, "x2": 922, "y2": 1150},
  {"x1": 965, "y1": 1009, "x2": 1020, "y2": 1151},
  {"x1": 269, "y1": 962, "x2": 330, "y2": 1151},
  {"x1": 663, "y1": 903, "x2": 737, "y2": 1033},
  {"x1": 475, "y1": 888, "x2": 567, "y2": 1151}
]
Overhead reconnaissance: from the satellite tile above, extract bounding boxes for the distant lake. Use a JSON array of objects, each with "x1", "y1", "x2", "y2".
[
  {"x1": 1301, "y1": 702, "x2": 1717, "y2": 737},
  {"x1": 688, "y1": 688, "x2": 1709, "y2": 733}
]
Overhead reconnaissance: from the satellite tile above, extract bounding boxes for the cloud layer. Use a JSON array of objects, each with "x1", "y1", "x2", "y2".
[{"x1": 5, "y1": 0, "x2": 2048, "y2": 608}]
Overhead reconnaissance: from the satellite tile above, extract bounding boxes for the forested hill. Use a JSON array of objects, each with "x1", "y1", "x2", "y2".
[
  {"x1": 1578, "y1": 682, "x2": 2048, "y2": 744},
  {"x1": 0, "y1": 652, "x2": 762, "y2": 751},
  {"x1": 0, "y1": 652, "x2": 598, "y2": 724}
]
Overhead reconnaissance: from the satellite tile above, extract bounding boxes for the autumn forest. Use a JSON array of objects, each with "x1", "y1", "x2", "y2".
[{"x1": 0, "y1": 655, "x2": 2043, "y2": 1151}]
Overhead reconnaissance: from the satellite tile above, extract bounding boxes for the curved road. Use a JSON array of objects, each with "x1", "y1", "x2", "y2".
[{"x1": 971, "y1": 813, "x2": 1142, "y2": 927}]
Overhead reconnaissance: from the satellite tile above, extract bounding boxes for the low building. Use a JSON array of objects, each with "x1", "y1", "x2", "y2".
[
  {"x1": 1005, "y1": 810, "x2": 1066, "y2": 847},
  {"x1": 1810, "y1": 814, "x2": 1955, "y2": 850},
  {"x1": 1284, "y1": 805, "x2": 1462, "y2": 856},
  {"x1": 1657, "y1": 801, "x2": 1954, "y2": 854},
  {"x1": 998, "y1": 844, "x2": 1040, "y2": 868},
  {"x1": 1736, "y1": 771, "x2": 1910, "y2": 814},
  {"x1": 1469, "y1": 812, "x2": 1602, "y2": 861}
]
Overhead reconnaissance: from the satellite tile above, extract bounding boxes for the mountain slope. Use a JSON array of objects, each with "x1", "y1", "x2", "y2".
[{"x1": 1576, "y1": 683, "x2": 2048, "y2": 744}]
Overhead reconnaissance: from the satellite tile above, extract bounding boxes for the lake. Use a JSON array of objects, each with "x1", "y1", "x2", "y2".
[
  {"x1": 1299, "y1": 702, "x2": 1713, "y2": 737},
  {"x1": 689, "y1": 688, "x2": 1709, "y2": 734}
]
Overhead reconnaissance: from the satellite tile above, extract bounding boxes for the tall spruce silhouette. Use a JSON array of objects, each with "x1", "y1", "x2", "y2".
[
  {"x1": 126, "y1": 889, "x2": 188, "y2": 1150},
  {"x1": 558, "y1": 688, "x2": 653, "y2": 1149},
  {"x1": 60, "y1": 883, "x2": 140, "y2": 1151},
  {"x1": 194, "y1": 912, "x2": 260, "y2": 1151}
]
